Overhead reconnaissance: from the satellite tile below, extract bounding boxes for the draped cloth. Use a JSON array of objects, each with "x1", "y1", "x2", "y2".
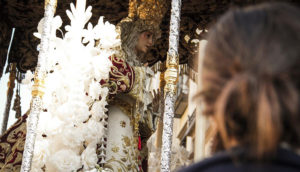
[{"x1": 0, "y1": 113, "x2": 27, "y2": 172}]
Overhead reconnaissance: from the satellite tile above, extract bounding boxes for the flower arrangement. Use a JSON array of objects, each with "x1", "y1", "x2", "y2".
[{"x1": 23, "y1": 3, "x2": 121, "y2": 171}]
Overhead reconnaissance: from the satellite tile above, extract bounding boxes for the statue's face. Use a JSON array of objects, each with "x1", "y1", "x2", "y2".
[{"x1": 136, "y1": 31, "x2": 153, "y2": 54}]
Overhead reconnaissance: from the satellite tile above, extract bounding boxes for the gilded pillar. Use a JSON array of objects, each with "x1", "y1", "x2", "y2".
[
  {"x1": 20, "y1": 0, "x2": 57, "y2": 171},
  {"x1": 160, "y1": 0, "x2": 182, "y2": 171}
]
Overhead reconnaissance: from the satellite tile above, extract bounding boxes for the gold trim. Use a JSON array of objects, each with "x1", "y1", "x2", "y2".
[
  {"x1": 164, "y1": 53, "x2": 179, "y2": 94},
  {"x1": 31, "y1": 79, "x2": 45, "y2": 97}
]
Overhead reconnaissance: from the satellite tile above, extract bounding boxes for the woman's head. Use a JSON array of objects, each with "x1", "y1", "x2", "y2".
[
  {"x1": 199, "y1": 2, "x2": 300, "y2": 158},
  {"x1": 117, "y1": 17, "x2": 157, "y2": 66}
]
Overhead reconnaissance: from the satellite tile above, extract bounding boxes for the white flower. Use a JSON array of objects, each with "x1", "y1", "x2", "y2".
[
  {"x1": 81, "y1": 119, "x2": 104, "y2": 144},
  {"x1": 94, "y1": 17, "x2": 121, "y2": 49},
  {"x1": 51, "y1": 16, "x2": 63, "y2": 35},
  {"x1": 57, "y1": 102, "x2": 90, "y2": 124},
  {"x1": 60, "y1": 124, "x2": 85, "y2": 148},
  {"x1": 33, "y1": 2, "x2": 113, "y2": 171},
  {"x1": 36, "y1": 111, "x2": 62, "y2": 136},
  {"x1": 81, "y1": 142, "x2": 98, "y2": 170},
  {"x1": 32, "y1": 139, "x2": 49, "y2": 171},
  {"x1": 47, "y1": 149, "x2": 81, "y2": 172},
  {"x1": 89, "y1": 81, "x2": 102, "y2": 100},
  {"x1": 91, "y1": 100, "x2": 107, "y2": 121},
  {"x1": 82, "y1": 22, "x2": 95, "y2": 47},
  {"x1": 92, "y1": 54, "x2": 112, "y2": 82},
  {"x1": 65, "y1": 3, "x2": 92, "y2": 40},
  {"x1": 47, "y1": 138, "x2": 73, "y2": 156}
]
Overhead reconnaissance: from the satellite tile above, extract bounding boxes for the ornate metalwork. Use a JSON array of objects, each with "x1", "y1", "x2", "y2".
[
  {"x1": 164, "y1": 53, "x2": 179, "y2": 94},
  {"x1": 20, "y1": 0, "x2": 57, "y2": 171},
  {"x1": 31, "y1": 79, "x2": 45, "y2": 97},
  {"x1": 161, "y1": 0, "x2": 181, "y2": 171},
  {"x1": 161, "y1": 93, "x2": 176, "y2": 171}
]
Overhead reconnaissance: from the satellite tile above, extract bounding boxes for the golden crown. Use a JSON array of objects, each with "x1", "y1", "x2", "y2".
[
  {"x1": 128, "y1": 0, "x2": 167, "y2": 27},
  {"x1": 122, "y1": 0, "x2": 167, "y2": 39}
]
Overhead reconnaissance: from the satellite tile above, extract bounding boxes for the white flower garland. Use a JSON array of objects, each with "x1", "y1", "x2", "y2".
[{"x1": 23, "y1": 3, "x2": 121, "y2": 172}]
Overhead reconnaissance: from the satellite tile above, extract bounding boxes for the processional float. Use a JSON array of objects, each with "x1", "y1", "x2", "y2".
[{"x1": 20, "y1": 0, "x2": 182, "y2": 171}]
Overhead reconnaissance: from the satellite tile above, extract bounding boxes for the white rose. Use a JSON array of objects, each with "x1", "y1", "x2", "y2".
[
  {"x1": 91, "y1": 101, "x2": 107, "y2": 121},
  {"x1": 56, "y1": 101, "x2": 89, "y2": 124},
  {"x1": 89, "y1": 81, "x2": 102, "y2": 100},
  {"x1": 47, "y1": 149, "x2": 81, "y2": 172},
  {"x1": 94, "y1": 17, "x2": 121, "y2": 49},
  {"x1": 60, "y1": 124, "x2": 85, "y2": 148},
  {"x1": 81, "y1": 142, "x2": 98, "y2": 170},
  {"x1": 36, "y1": 112, "x2": 63, "y2": 136},
  {"x1": 92, "y1": 54, "x2": 111, "y2": 82},
  {"x1": 81, "y1": 119, "x2": 104, "y2": 144}
]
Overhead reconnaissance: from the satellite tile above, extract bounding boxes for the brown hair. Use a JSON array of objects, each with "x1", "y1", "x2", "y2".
[{"x1": 197, "y1": 2, "x2": 300, "y2": 158}]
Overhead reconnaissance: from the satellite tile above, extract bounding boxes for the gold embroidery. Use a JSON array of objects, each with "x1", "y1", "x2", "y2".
[
  {"x1": 110, "y1": 98, "x2": 134, "y2": 127},
  {"x1": 104, "y1": 135, "x2": 139, "y2": 172},
  {"x1": 120, "y1": 121, "x2": 126, "y2": 128},
  {"x1": 105, "y1": 65, "x2": 153, "y2": 171},
  {"x1": 122, "y1": 136, "x2": 131, "y2": 147},
  {"x1": 0, "y1": 115, "x2": 27, "y2": 171},
  {"x1": 0, "y1": 143, "x2": 11, "y2": 160},
  {"x1": 6, "y1": 121, "x2": 26, "y2": 143},
  {"x1": 112, "y1": 146, "x2": 120, "y2": 153},
  {"x1": 103, "y1": 54, "x2": 135, "y2": 98},
  {"x1": 128, "y1": 67, "x2": 145, "y2": 101}
]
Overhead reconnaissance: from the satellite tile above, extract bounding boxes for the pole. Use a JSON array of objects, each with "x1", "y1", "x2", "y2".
[
  {"x1": 20, "y1": 0, "x2": 57, "y2": 171},
  {"x1": 1, "y1": 63, "x2": 16, "y2": 134},
  {"x1": 155, "y1": 65, "x2": 166, "y2": 149},
  {"x1": 0, "y1": 28, "x2": 15, "y2": 134},
  {"x1": 160, "y1": 0, "x2": 182, "y2": 171}
]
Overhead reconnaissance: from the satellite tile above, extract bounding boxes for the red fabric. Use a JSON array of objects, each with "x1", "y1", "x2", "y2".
[
  {"x1": 100, "y1": 55, "x2": 135, "y2": 100},
  {"x1": 138, "y1": 136, "x2": 142, "y2": 150}
]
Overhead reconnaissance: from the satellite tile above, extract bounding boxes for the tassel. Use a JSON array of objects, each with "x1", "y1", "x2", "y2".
[
  {"x1": 13, "y1": 71, "x2": 22, "y2": 119},
  {"x1": 138, "y1": 136, "x2": 142, "y2": 150}
]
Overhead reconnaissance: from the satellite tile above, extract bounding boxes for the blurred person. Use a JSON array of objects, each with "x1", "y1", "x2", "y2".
[{"x1": 180, "y1": 2, "x2": 300, "y2": 172}]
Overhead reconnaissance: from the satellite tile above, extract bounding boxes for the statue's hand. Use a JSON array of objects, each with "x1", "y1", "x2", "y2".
[{"x1": 151, "y1": 89, "x2": 163, "y2": 114}]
